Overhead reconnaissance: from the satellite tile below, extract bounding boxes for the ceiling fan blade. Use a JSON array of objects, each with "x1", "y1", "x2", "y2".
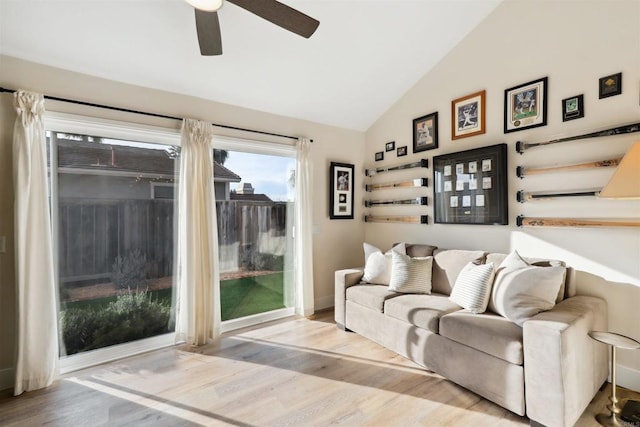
[
  {"x1": 195, "y1": 9, "x2": 223, "y2": 55},
  {"x1": 227, "y1": 0, "x2": 319, "y2": 38}
]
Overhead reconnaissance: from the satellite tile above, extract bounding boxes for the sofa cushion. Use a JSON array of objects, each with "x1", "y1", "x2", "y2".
[
  {"x1": 431, "y1": 249, "x2": 488, "y2": 295},
  {"x1": 405, "y1": 243, "x2": 438, "y2": 258},
  {"x1": 383, "y1": 293, "x2": 461, "y2": 333},
  {"x1": 389, "y1": 252, "x2": 433, "y2": 294},
  {"x1": 486, "y1": 252, "x2": 567, "y2": 303},
  {"x1": 346, "y1": 284, "x2": 400, "y2": 312},
  {"x1": 439, "y1": 310, "x2": 524, "y2": 365}
]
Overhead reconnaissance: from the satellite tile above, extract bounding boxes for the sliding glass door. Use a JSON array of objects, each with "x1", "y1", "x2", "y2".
[
  {"x1": 214, "y1": 139, "x2": 296, "y2": 327},
  {"x1": 46, "y1": 115, "x2": 180, "y2": 369}
]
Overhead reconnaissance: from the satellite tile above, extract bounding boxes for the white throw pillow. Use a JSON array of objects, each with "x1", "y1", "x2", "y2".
[
  {"x1": 362, "y1": 243, "x2": 406, "y2": 285},
  {"x1": 491, "y1": 264, "x2": 566, "y2": 326},
  {"x1": 499, "y1": 250, "x2": 529, "y2": 270},
  {"x1": 449, "y1": 262, "x2": 495, "y2": 314},
  {"x1": 487, "y1": 250, "x2": 529, "y2": 313},
  {"x1": 388, "y1": 252, "x2": 432, "y2": 294}
]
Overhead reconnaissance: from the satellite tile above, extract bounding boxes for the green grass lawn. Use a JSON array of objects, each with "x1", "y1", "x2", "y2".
[
  {"x1": 62, "y1": 272, "x2": 286, "y2": 322},
  {"x1": 220, "y1": 272, "x2": 285, "y2": 321}
]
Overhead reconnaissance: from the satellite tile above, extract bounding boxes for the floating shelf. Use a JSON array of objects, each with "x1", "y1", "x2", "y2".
[
  {"x1": 365, "y1": 159, "x2": 428, "y2": 176},
  {"x1": 365, "y1": 197, "x2": 427, "y2": 207},
  {"x1": 364, "y1": 215, "x2": 428, "y2": 224}
]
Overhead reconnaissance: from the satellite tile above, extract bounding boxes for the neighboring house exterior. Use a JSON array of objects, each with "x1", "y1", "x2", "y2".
[{"x1": 52, "y1": 134, "x2": 242, "y2": 200}]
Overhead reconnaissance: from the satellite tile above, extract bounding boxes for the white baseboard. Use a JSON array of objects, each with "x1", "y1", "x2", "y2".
[
  {"x1": 618, "y1": 363, "x2": 640, "y2": 393},
  {"x1": 314, "y1": 295, "x2": 334, "y2": 311},
  {"x1": 0, "y1": 367, "x2": 14, "y2": 392}
]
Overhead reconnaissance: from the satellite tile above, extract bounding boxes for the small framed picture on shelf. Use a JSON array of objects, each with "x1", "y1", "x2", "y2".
[
  {"x1": 452, "y1": 90, "x2": 486, "y2": 140},
  {"x1": 413, "y1": 112, "x2": 438, "y2": 152},
  {"x1": 385, "y1": 141, "x2": 396, "y2": 152},
  {"x1": 329, "y1": 162, "x2": 354, "y2": 220},
  {"x1": 599, "y1": 72, "x2": 622, "y2": 99},
  {"x1": 397, "y1": 146, "x2": 408, "y2": 157},
  {"x1": 562, "y1": 94, "x2": 584, "y2": 121},
  {"x1": 375, "y1": 151, "x2": 384, "y2": 162},
  {"x1": 504, "y1": 77, "x2": 547, "y2": 133}
]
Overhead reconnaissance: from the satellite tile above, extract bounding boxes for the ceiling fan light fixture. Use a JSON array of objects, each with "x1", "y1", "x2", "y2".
[{"x1": 185, "y1": 0, "x2": 223, "y2": 12}]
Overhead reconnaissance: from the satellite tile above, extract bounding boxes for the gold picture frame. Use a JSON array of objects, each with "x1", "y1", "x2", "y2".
[{"x1": 451, "y1": 90, "x2": 486, "y2": 140}]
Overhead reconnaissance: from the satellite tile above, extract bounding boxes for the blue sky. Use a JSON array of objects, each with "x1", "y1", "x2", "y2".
[{"x1": 224, "y1": 151, "x2": 296, "y2": 202}]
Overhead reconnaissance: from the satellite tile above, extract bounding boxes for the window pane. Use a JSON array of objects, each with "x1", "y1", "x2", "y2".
[
  {"x1": 215, "y1": 149, "x2": 295, "y2": 321},
  {"x1": 49, "y1": 131, "x2": 178, "y2": 357}
]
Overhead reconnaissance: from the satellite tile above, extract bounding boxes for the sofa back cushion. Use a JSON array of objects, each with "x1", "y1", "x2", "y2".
[
  {"x1": 404, "y1": 243, "x2": 438, "y2": 258},
  {"x1": 432, "y1": 249, "x2": 488, "y2": 295}
]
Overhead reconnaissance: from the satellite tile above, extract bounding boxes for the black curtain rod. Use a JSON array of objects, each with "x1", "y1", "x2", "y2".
[{"x1": 0, "y1": 86, "x2": 306, "y2": 141}]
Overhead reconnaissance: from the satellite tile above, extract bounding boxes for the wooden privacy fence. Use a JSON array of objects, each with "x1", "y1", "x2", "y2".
[{"x1": 58, "y1": 199, "x2": 288, "y2": 284}]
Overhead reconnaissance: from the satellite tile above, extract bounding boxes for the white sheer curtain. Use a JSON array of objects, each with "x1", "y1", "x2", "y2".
[
  {"x1": 175, "y1": 118, "x2": 221, "y2": 345},
  {"x1": 13, "y1": 90, "x2": 58, "y2": 395},
  {"x1": 294, "y1": 137, "x2": 315, "y2": 316}
]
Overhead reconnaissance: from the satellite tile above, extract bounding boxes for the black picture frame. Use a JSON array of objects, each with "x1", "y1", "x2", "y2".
[
  {"x1": 397, "y1": 146, "x2": 407, "y2": 157},
  {"x1": 504, "y1": 77, "x2": 548, "y2": 133},
  {"x1": 433, "y1": 143, "x2": 508, "y2": 225},
  {"x1": 413, "y1": 112, "x2": 438, "y2": 152},
  {"x1": 385, "y1": 141, "x2": 395, "y2": 152},
  {"x1": 329, "y1": 162, "x2": 355, "y2": 220},
  {"x1": 375, "y1": 151, "x2": 384, "y2": 161},
  {"x1": 562, "y1": 94, "x2": 584, "y2": 121},
  {"x1": 599, "y1": 72, "x2": 622, "y2": 99}
]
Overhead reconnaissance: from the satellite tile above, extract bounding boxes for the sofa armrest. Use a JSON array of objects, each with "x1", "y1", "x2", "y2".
[
  {"x1": 523, "y1": 295, "x2": 608, "y2": 427},
  {"x1": 334, "y1": 268, "x2": 364, "y2": 329}
]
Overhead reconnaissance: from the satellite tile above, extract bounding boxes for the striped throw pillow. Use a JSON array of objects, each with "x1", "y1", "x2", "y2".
[
  {"x1": 388, "y1": 252, "x2": 432, "y2": 294},
  {"x1": 449, "y1": 262, "x2": 495, "y2": 314}
]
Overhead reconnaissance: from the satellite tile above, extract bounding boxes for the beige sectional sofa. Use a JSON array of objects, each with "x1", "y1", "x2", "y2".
[{"x1": 334, "y1": 244, "x2": 608, "y2": 427}]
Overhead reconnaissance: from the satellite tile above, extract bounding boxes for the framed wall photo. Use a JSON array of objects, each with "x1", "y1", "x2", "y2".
[
  {"x1": 397, "y1": 146, "x2": 407, "y2": 157},
  {"x1": 452, "y1": 90, "x2": 486, "y2": 140},
  {"x1": 375, "y1": 151, "x2": 384, "y2": 161},
  {"x1": 562, "y1": 94, "x2": 584, "y2": 121},
  {"x1": 329, "y1": 162, "x2": 355, "y2": 219},
  {"x1": 385, "y1": 141, "x2": 395, "y2": 152},
  {"x1": 504, "y1": 77, "x2": 548, "y2": 133},
  {"x1": 599, "y1": 72, "x2": 622, "y2": 99},
  {"x1": 433, "y1": 143, "x2": 508, "y2": 225},
  {"x1": 413, "y1": 112, "x2": 438, "y2": 153}
]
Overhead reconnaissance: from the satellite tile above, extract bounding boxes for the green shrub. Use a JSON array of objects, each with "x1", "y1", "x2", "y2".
[
  {"x1": 60, "y1": 291, "x2": 171, "y2": 356},
  {"x1": 112, "y1": 249, "x2": 147, "y2": 290}
]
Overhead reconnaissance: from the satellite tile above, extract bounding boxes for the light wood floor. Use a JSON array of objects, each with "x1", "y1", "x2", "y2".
[{"x1": 1, "y1": 310, "x2": 638, "y2": 426}]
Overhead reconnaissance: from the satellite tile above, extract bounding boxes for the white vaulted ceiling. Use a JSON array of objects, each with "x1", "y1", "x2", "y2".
[{"x1": 0, "y1": 0, "x2": 502, "y2": 131}]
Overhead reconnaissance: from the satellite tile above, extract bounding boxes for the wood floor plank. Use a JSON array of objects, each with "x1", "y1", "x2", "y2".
[{"x1": 1, "y1": 311, "x2": 638, "y2": 426}]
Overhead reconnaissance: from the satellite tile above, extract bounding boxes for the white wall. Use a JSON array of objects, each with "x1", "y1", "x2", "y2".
[
  {"x1": 0, "y1": 55, "x2": 366, "y2": 389},
  {"x1": 365, "y1": 0, "x2": 640, "y2": 390}
]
